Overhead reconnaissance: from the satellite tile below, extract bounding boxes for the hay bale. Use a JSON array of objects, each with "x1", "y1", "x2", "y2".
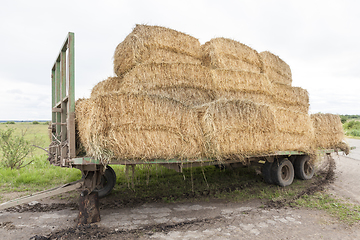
[
  {"x1": 209, "y1": 69, "x2": 274, "y2": 106},
  {"x1": 271, "y1": 107, "x2": 314, "y2": 152},
  {"x1": 271, "y1": 83, "x2": 309, "y2": 113},
  {"x1": 76, "y1": 92, "x2": 204, "y2": 164},
  {"x1": 75, "y1": 98, "x2": 95, "y2": 156},
  {"x1": 120, "y1": 62, "x2": 214, "y2": 90},
  {"x1": 197, "y1": 99, "x2": 276, "y2": 161},
  {"x1": 211, "y1": 69, "x2": 273, "y2": 95},
  {"x1": 113, "y1": 24, "x2": 201, "y2": 76},
  {"x1": 201, "y1": 38, "x2": 263, "y2": 73},
  {"x1": 311, "y1": 113, "x2": 346, "y2": 151},
  {"x1": 93, "y1": 63, "x2": 216, "y2": 106},
  {"x1": 260, "y1": 51, "x2": 292, "y2": 85},
  {"x1": 91, "y1": 77, "x2": 123, "y2": 98}
]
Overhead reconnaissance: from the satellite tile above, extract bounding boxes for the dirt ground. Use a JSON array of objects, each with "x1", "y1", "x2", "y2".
[{"x1": 1, "y1": 139, "x2": 359, "y2": 240}]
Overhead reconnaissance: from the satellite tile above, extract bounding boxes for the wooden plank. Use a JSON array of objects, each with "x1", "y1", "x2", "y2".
[
  {"x1": 0, "y1": 181, "x2": 83, "y2": 210},
  {"x1": 52, "y1": 108, "x2": 62, "y2": 113}
]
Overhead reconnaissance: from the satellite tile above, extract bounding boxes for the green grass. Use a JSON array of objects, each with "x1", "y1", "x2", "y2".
[
  {"x1": 0, "y1": 154, "x2": 81, "y2": 193},
  {"x1": 295, "y1": 192, "x2": 360, "y2": 225},
  {"x1": 0, "y1": 122, "x2": 51, "y2": 157},
  {"x1": 108, "y1": 164, "x2": 313, "y2": 205}
]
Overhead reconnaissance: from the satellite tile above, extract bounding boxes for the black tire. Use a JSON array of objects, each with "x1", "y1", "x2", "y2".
[
  {"x1": 94, "y1": 166, "x2": 116, "y2": 198},
  {"x1": 271, "y1": 158, "x2": 294, "y2": 187},
  {"x1": 294, "y1": 155, "x2": 314, "y2": 180},
  {"x1": 261, "y1": 161, "x2": 273, "y2": 184},
  {"x1": 214, "y1": 164, "x2": 226, "y2": 170}
]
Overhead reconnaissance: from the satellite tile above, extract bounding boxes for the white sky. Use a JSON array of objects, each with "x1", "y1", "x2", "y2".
[{"x1": 0, "y1": 0, "x2": 359, "y2": 120}]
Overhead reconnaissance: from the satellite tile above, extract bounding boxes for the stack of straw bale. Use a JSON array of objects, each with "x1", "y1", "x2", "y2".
[
  {"x1": 260, "y1": 51, "x2": 292, "y2": 86},
  {"x1": 201, "y1": 38, "x2": 263, "y2": 73},
  {"x1": 113, "y1": 24, "x2": 201, "y2": 77},
  {"x1": 75, "y1": 24, "x2": 347, "y2": 164},
  {"x1": 76, "y1": 93, "x2": 203, "y2": 163},
  {"x1": 311, "y1": 113, "x2": 348, "y2": 152}
]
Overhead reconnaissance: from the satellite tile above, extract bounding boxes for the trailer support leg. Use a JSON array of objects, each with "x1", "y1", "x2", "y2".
[{"x1": 78, "y1": 190, "x2": 100, "y2": 225}]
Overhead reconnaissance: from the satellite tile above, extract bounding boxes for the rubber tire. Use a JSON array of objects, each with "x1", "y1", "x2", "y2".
[
  {"x1": 271, "y1": 159, "x2": 294, "y2": 187},
  {"x1": 261, "y1": 161, "x2": 273, "y2": 184},
  {"x1": 94, "y1": 166, "x2": 116, "y2": 198},
  {"x1": 294, "y1": 155, "x2": 314, "y2": 180}
]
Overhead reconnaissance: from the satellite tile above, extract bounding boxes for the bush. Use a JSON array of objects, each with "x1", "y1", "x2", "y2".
[
  {"x1": 5, "y1": 121, "x2": 15, "y2": 124},
  {"x1": 0, "y1": 127, "x2": 36, "y2": 169},
  {"x1": 340, "y1": 115, "x2": 348, "y2": 124},
  {"x1": 32, "y1": 121, "x2": 40, "y2": 125},
  {"x1": 343, "y1": 120, "x2": 360, "y2": 130},
  {"x1": 347, "y1": 129, "x2": 360, "y2": 137}
]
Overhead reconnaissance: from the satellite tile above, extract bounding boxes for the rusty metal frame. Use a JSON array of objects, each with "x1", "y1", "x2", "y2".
[{"x1": 50, "y1": 32, "x2": 76, "y2": 167}]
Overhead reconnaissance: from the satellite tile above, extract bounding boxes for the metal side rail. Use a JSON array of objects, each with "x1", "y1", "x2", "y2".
[{"x1": 0, "y1": 180, "x2": 83, "y2": 211}]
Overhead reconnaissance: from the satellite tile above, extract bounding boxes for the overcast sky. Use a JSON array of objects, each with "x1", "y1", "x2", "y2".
[{"x1": 0, "y1": 0, "x2": 359, "y2": 120}]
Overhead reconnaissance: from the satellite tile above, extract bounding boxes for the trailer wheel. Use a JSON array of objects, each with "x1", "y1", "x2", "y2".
[
  {"x1": 261, "y1": 161, "x2": 273, "y2": 184},
  {"x1": 94, "y1": 166, "x2": 116, "y2": 198},
  {"x1": 294, "y1": 155, "x2": 314, "y2": 180},
  {"x1": 271, "y1": 159, "x2": 294, "y2": 187}
]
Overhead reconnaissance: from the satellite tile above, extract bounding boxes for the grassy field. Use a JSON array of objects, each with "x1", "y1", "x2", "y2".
[
  {"x1": 341, "y1": 115, "x2": 360, "y2": 138},
  {"x1": 0, "y1": 122, "x2": 81, "y2": 196},
  {"x1": 0, "y1": 121, "x2": 359, "y2": 225}
]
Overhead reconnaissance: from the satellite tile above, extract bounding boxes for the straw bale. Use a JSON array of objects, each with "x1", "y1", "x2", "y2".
[
  {"x1": 271, "y1": 83, "x2": 309, "y2": 113},
  {"x1": 197, "y1": 99, "x2": 276, "y2": 161},
  {"x1": 260, "y1": 51, "x2": 292, "y2": 78},
  {"x1": 120, "y1": 63, "x2": 214, "y2": 90},
  {"x1": 92, "y1": 63, "x2": 216, "y2": 106},
  {"x1": 201, "y1": 38, "x2": 263, "y2": 73},
  {"x1": 114, "y1": 24, "x2": 201, "y2": 76},
  {"x1": 91, "y1": 77, "x2": 123, "y2": 98},
  {"x1": 76, "y1": 92, "x2": 204, "y2": 164},
  {"x1": 260, "y1": 51, "x2": 292, "y2": 85},
  {"x1": 75, "y1": 98, "x2": 95, "y2": 155},
  {"x1": 271, "y1": 107, "x2": 314, "y2": 152},
  {"x1": 310, "y1": 113, "x2": 347, "y2": 151},
  {"x1": 211, "y1": 69, "x2": 273, "y2": 95}
]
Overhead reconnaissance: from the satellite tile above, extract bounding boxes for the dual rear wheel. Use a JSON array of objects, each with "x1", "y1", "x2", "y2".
[{"x1": 261, "y1": 155, "x2": 314, "y2": 187}]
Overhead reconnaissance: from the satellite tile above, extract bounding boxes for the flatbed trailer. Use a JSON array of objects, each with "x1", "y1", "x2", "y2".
[{"x1": 4, "y1": 32, "x2": 348, "y2": 223}]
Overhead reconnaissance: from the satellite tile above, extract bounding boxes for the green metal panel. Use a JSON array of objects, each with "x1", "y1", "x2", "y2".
[
  {"x1": 69, "y1": 148, "x2": 336, "y2": 166},
  {"x1": 55, "y1": 61, "x2": 61, "y2": 138},
  {"x1": 67, "y1": 32, "x2": 76, "y2": 158},
  {"x1": 51, "y1": 69, "x2": 56, "y2": 141},
  {"x1": 68, "y1": 32, "x2": 75, "y2": 113}
]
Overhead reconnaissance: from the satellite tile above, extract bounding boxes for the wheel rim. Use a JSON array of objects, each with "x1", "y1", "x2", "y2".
[
  {"x1": 304, "y1": 160, "x2": 313, "y2": 176},
  {"x1": 281, "y1": 165, "x2": 291, "y2": 181}
]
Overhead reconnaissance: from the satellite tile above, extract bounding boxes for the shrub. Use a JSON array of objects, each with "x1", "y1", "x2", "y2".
[
  {"x1": 347, "y1": 129, "x2": 360, "y2": 137},
  {"x1": 32, "y1": 121, "x2": 40, "y2": 125},
  {"x1": 5, "y1": 121, "x2": 15, "y2": 124},
  {"x1": 0, "y1": 127, "x2": 36, "y2": 169},
  {"x1": 340, "y1": 115, "x2": 348, "y2": 124},
  {"x1": 343, "y1": 120, "x2": 360, "y2": 130}
]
